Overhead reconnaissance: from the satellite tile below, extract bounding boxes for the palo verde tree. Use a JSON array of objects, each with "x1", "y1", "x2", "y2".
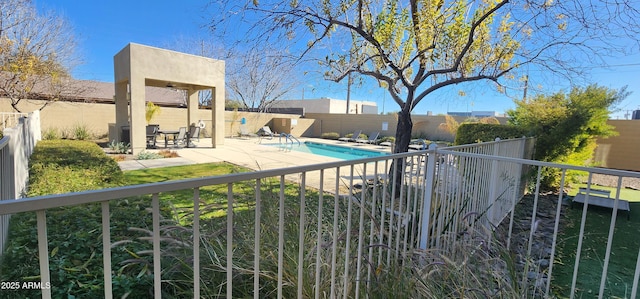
[
  {"x1": 209, "y1": 0, "x2": 639, "y2": 153},
  {"x1": 0, "y1": 0, "x2": 80, "y2": 113}
]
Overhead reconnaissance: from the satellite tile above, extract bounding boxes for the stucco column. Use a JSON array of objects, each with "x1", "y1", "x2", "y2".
[
  {"x1": 186, "y1": 87, "x2": 199, "y2": 146},
  {"x1": 212, "y1": 86, "x2": 225, "y2": 147},
  {"x1": 186, "y1": 88, "x2": 198, "y2": 127},
  {"x1": 130, "y1": 77, "x2": 146, "y2": 154},
  {"x1": 114, "y1": 82, "x2": 129, "y2": 143}
]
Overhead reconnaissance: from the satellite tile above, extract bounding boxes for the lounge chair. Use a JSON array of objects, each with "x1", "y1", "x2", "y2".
[
  {"x1": 408, "y1": 139, "x2": 428, "y2": 151},
  {"x1": 356, "y1": 132, "x2": 380, "y2": 144},
  {"x1": 258, "y1": 126, "x2": 275, "y2": 139},
  {"x1": 338, "y1": 130, "x2": 362, "y2": 142},
  {"x1": 239, "y1": 126, "x2": 258, "y2": 138}
]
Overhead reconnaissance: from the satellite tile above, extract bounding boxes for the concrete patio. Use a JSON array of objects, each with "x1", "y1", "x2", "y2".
[
  {"x1": 118, "y1": 137, "x2": 396, "y2": 193},
  {"x1": 119, "y1": 137, "x2": 394, "y2": 171}
]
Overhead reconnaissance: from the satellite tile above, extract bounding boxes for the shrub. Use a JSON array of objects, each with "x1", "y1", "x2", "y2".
[
  {"x1": 28, "y1": 140, "x2": 124, "y2": 195},
  {"x1": 411, "y1": 132, "x2": 428, "y2": 139},
  {"x1": 342, "y1": 132, "x2": 367, "y2": 140},
  {"x1": 108, "y1": 140, "x2": 130, "y2": 154},
  {"x1": 454, "y1": 123, "x2": 526, "y2": 145},
  {"x1": 135, "y1": 151, "x2": 163, "y2": 160},
  {"x1": 59, "y1": 127, "x2": 72, "y2": 139},
  {"x1": 507, "y1": 85, "x2": 626, "y2": 188},
  {"x1": 321, "y1": 132, "x2": 340, "y2": 140},
  {"x1": 41, "y1": 127, "x2": 59, "y2": 140},
  {"x1": 72, "y1": 123, "x2": 92, "y2": 140},
  {"x1": 379, "y1": 136, "x2": 395, "y2": 144}
]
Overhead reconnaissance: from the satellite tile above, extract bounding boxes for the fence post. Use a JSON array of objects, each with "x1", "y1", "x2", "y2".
[
  {"x1": 486, "y1": 138, "x2": 501, "y2": 225},
  {"x1": 419, "y1": 143, "x2": 438, "y2": 249}
]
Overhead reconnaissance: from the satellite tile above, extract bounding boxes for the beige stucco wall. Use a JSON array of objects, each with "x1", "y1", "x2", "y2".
[
  {"x1": 5, "y1": 98, "x2": 640, "y2": 172},
  {"x1": 0, "y1": 98, "x2": 317, "y2": 141},
  {"x1": 0, "y1": 99, "x2": 115, "y2": 136},
  {"x1": 114, "y1": 43, "x2": 225, "y2": 154},
  {"x1": 304, "y1": 113, "x2": 505, "y2": 141},
  {"x1": 594, "y1": 120, "x2": 640, "y2": 171}
]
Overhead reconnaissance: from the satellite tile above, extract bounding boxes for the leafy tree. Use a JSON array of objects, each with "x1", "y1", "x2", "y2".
[
  {"x1": 507, "y1": 84, "x2": 628, "y2": 187},
  {"x1": 0, "y1": 0, "x2": 80, "y2": 112},
  {"x1": 145, "y1": 102, "x2": 161, "y2": 123},
  {"x1": 208, "y1": 0, "x2": 638, "y2": 153}
]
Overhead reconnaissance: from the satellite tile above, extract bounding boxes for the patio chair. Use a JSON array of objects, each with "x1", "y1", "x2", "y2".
[
  {"x1": 169, "y1": 127, "x2": 188, "y2": 147},
  {"x1": 189, "y1": 125, "x2": 200, "y2": 142},
  {"x1": 146, "y1": 125, "x2": 159, "y2": 148},
  {"x1": 338, "y1": 130, "x2": 362, "y2": 142},
  {"x1": 356, "y1": 132, "x2": 380, "y2": 144}
]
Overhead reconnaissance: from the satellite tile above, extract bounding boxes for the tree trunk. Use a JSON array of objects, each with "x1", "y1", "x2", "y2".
[
  {"x1": 389, "y1": 108, "x2": 413, "y2": 197},
  {"x1": 394, "y1": 108, "x2": 413, "y2": 153}
]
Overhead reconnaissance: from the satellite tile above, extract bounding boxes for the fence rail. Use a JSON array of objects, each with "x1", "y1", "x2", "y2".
[
  {"x1": 0, "y1": 112, "x2": 28, "y2": 130},
  {"x1": 1, "y1": 137, "x2": 639, "y2": 298}
]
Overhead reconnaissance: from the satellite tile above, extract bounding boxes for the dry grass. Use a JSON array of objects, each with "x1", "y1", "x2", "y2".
[
  {"x1": 110, "y1": 154, "x2": 128, "y2": 162},
  {"x1": 157, "y1": 150, "x2": 179, "y2": 158}
]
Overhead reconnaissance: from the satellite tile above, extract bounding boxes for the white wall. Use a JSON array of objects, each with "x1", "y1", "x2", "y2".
[{"x1": 272, "y1": 98, "x2": 378, "y2": 114}]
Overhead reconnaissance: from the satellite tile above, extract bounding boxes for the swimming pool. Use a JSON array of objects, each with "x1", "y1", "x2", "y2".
[{"x1": 271, "y1": 141, "x2": 388, "y2": 160}]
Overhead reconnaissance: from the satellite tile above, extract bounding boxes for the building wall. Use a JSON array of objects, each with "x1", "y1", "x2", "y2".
[
  {"x1": 305, "y1": 113, "x2": 485, "y2": 141},
  {"x1": 0, "y1": 98, "x2": 314, "y2": 141},
  {"x1": 4, "y1": 97, "x2": 640, "y2": 172},
  {"x1": 594, "y1": 120, "x2": 640, "y2": 171},
  {"x1": 271, "y1": 98, "x2": 378, "y2": 114}
]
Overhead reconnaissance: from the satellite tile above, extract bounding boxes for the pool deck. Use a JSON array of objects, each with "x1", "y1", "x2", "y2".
[
  {"x1": 119, "y1": 137, "x2": 393, "y2": 171},
  {"x1": 119, "y1": 137, "x2": 395, "y2": 193}
]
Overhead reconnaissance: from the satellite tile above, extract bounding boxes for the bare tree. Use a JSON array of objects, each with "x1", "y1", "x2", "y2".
[
  {"x1": 164, "y1": 38, "x2": 299, "y2": 112},
  {"x1": 207, "y1": 0, "x2": 639, "y2": 153},
  {"x1": 0, "y1": 0, "x2": 80, "y2": 112},
  {"x1": 226, "y1": 47, "x2": 299, "y2": 112}
]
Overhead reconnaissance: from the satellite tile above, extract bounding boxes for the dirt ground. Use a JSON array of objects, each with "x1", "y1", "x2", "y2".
[{"x1": 587, "y1": 173, "x2": 640, "y2": 190}]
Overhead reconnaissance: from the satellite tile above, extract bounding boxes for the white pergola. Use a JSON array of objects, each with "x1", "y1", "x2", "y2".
[{"x1": 114, "y1": 43, "x2": 225, "y2": 154}]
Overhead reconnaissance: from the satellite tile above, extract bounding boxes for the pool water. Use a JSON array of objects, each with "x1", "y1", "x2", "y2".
[{"x1": 272, "y1": 141, "x2": 388, "y2": 160}]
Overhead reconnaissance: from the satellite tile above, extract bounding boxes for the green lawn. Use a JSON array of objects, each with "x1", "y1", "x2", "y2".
[
  {"x1": 554, "y1": 191, "x2": 640, "y2": 298},
  {"x1": 123, "y1": 163, "x2": 257, "y2": 223},
  {"x1": 567, "y1": 183, "x2": 640, "y2": 202},
  {"x1": 123, "y1": 162, "x2": 248, "y2": 185}
]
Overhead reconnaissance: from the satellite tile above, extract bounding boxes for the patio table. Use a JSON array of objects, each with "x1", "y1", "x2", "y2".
[{"x1": 158, "y1": 130, "x2": 179, "y2": 148}]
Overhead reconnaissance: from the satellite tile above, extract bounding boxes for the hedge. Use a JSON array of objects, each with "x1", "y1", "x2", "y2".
[{"x1": 455, "y1": 123, "x2": 527, "y2": 145}]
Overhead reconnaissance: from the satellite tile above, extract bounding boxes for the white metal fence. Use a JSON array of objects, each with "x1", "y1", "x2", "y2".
[
  {"x1": 0, "y1": 112, "x2": 28, "y2": 131},
  {"x1": 1, "y1": 136, "x2": 639, "y2": 298},
  {"x1": 420, "y1": 138, "x2": 536, "y2": 250},
  {"x1": 0, "y1": 110, "x2": 41, "y2": 255}
]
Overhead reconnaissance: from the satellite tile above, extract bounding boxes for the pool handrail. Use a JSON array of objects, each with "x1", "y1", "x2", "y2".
[
  {"x1": 288, "y1": 134, "x2": 301, "y2": 146},
  {"x1": 278, "y1": 133, "x2": 301, "y2": 146}
]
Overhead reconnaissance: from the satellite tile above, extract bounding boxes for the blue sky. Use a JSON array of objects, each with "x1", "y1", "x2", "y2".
[{"x1": 37, "y1": 0, "x2": 640, "y2": 118}]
